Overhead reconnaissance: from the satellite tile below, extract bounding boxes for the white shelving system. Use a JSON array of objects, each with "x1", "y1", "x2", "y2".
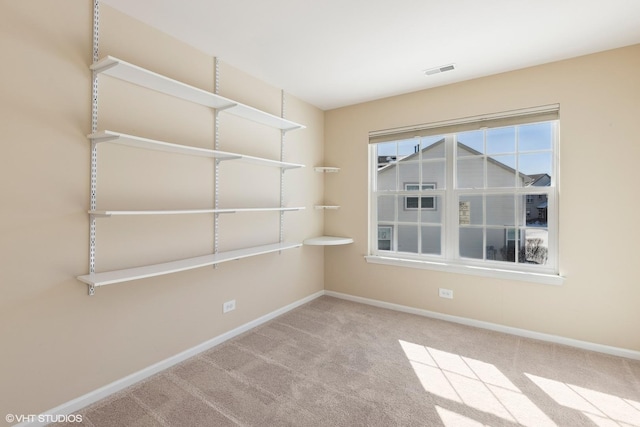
[
  {"x1": 80, "y1": 4, "x2": 305, "y2": 294},
  {"x1": 304, "y1": 166, "x2": 353, "y2": 246}
]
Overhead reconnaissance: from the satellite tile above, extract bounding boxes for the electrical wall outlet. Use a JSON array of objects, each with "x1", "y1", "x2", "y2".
[
  {"x1": 439, "y1": 288, "x2": 454, "y2": 299},
  {"x1": 223, "y1": 299, "x2": 236, "y2": 313}
]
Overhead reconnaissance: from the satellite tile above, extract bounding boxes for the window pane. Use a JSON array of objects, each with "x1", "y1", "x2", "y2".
[
  {"x1": 421, "y1": 226, "x2": 441, "y2": 255},
  {"x1": 421, "y1": 196, "x2": 435, "y2": 209},
  {"x1": 519, "y1": 122, "x2": 552, "y2": 151},
  {"x1": 399, "y1": 162, "x2": 419, "y2": 188},
  {"x1": 377, "y1": 162, "x2": 397, "y2": 191},
  {"x1": 378, "y1": 226, "x2": 393, "y2": 251},
  {"x1": 378, "y1": 240, "x2": 391, "y2": 250},
  {"x1": 521, "y1": 228, "x2": 549, "y2": 265},
  {"x1": 519, "y1": 152, "x2": 552, "y2": 184},
  {"x1": 377, "y1": 142, "x2": 397, "y2": 168},
  {"x1": 457, "y1": 156, "x2": 484, "y2": 188},
  {"x1": 406, "y1": 197, "x2": 419, "y2": 209},
  {"x1": 421, "y1": 196, "x2": 442, "y2": 224},
  {"x1": 487, "y1": 155, "x2": 517, "y2": 187},
  {"x1": 421, "y1": 136, "x2": 446, "y2": 159},
  {"x1": 398, "y1": 139, "x2": 420, "y2": 157},
  {"x1": 459, "y1": 227, "x2": 483, "y2": 259},
  {"x1": 458, "y1": 195, "x2": 483, "y2": 225},
  {"x1": 487, "y1": 227, "x2": 516, "y2": 262},
  {"x1": 398, "y1": 224, "x2": 418, "y2": 253},
  {"x1": 399, "y1": 195, "x2": 419, "y2": 221},
  {"x1": 377, "y1": 195, "x2": 395, "y2": 221},
  {"x1": 487, "y1": 127, "x2": 515, "y2": 154},
  {"x1": 486, "y1": 194, "x2": 515, "y2": 226},
  {"x1": 524, "y1": 193, "x2": 548, "y2": 226},
  {"x1": 421, "y1": 160, "x2": 445, "y2": 189},
  {"x1": 457, "y1": 131, "x2": 484, "y2": 155},
  {"x1": 485, "y1": 239, "x2": 498, "y2": 260}
]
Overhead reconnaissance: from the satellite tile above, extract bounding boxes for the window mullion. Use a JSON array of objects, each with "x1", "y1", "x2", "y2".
[
  {"x1": 417, "y1": 139, "x2": 423, "y2": 254},
  {"x1": 446, "y1": 135, "x2": 457, "y2": 261}
]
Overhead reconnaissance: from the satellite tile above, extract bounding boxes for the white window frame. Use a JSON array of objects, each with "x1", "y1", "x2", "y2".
[{"x1": 366, "y1": 105, "x2": 563, "y2": 285}]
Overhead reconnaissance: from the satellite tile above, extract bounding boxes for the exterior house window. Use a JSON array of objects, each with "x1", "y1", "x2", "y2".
[
  {"x1": 378, "y1": 226, "x2": 392, "y2": 251},
  {"x1": 368, "y1": 106, "x2": 559, "y2": 280},
  {"x1": 405, "y1": 183, "x2": 436, "y2": 210}
]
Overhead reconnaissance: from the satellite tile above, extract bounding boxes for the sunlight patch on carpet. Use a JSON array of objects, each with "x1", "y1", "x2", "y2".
[
  {"x1": 399, "y1": 340, "x2": 556, "y2": 427},
  {"x1": 526, "y1": 373, "x2": 640, "y2": 427}
]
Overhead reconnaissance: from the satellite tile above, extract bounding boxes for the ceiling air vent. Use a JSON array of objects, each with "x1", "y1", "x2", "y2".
[{"x1": 424, "y1": 64, "x2": 456, "y2": 76}]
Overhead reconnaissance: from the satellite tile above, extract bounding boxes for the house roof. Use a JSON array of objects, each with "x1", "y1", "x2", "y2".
[
  {"x1": 527, "y1": 173, "x2": 551, "y2": 187},
  {"x1": 378, "y1": 139, "x2": 541, "y2": 183}
]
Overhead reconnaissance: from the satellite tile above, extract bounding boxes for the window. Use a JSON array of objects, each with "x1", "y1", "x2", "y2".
[
  {"x1": 405, "y1": 183, "x2": 436, "y2": 210},
  {"x1": 378, "y1": 226, "x2": 392, "y2": 250},
  {"x1": 368, "y1": 105, "x2": 560, "y2": 282}
]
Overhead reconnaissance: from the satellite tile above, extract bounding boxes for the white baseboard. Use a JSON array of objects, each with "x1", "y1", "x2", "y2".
[
  {"x1": 325, "y1": 290, "x2": 640, "y2": 361},
  {"x1": 16, "y1": 290, "x2": 324, "y2": 427}
]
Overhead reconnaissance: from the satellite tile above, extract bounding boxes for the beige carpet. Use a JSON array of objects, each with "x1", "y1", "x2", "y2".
[{"x1": 57, "y1": 296, "x2": 640, "y2": 426}]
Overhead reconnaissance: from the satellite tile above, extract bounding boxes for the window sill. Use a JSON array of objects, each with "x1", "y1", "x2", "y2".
[{"x1": 364, "y1": 255, "x2": 564, "y2": 286}]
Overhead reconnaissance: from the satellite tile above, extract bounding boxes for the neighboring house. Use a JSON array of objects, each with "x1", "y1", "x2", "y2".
[
  {"x1": 525, "y1": 173, "x2": 550, "y2": 224},
  {"x1": 376, "y1": 139, "x2": 548, "y2": 262}
]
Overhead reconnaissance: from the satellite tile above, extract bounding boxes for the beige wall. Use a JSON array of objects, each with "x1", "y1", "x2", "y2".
[
  {"x1": 1, "y1": 0, "x2": 638, "y2": 419},
  {"x1": 0, "y1": 0, "x2": 324, "y2": 418},
  {"x1": 324, "y1": 43, "x2": 640, "y2": 353}
]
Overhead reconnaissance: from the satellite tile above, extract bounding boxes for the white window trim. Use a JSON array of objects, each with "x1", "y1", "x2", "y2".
[
  {"x1": 368, "y1": 110, "x2": 560, "y2": 284},
  {"x1": 365, "y1": 255, "x2": 565, "y2": 285}
]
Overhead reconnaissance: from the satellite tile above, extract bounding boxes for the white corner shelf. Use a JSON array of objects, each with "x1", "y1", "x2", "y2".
[
  {"x1": 91, "y1": 56, "x2": 304, "y2": 131},
  {"x1": 89, "y1": 131, "x2": 304, "y2": 170},
  {"x1": 89, "y1": 207, "x2": 304, "y2": 218},
  {"x1": 314, "y1": 166, "x2": 340, "y2": 173},
  {"x1": 309, "y1": 166, "x2": 353, "y2": 245},
  {"x1": 303, "y1": 236, "x2": 354, "y2": 246},
  {"x1": 77, "y1": 242, "x2": 302, "y2": 287}
]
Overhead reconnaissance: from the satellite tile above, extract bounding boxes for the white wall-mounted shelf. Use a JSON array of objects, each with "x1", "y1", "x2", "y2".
[
  {"x1": 303, "y1": 236, "x2": 354, "y2": 246},
  {"x1": 82, "y1": 45, "x2": 306, "y2": 295},
  {"x1": 77, "y1": 242, "x2": 302, "y2": 287},
  {"x1": 315, "y1": 205, "x2": 340, "y2": 210},
  {"x1": 89, "y1": 207, "x2": 304, "y2": 218},
  {"x1": 90, "y1": 131, "x2": 304, "y2": 170},
  {"x1": 91, "y1": 56, "x2": 304, "y2": 131},
  {"x1": 314, "y1": 166, "x2": 340, "y2": 173}
]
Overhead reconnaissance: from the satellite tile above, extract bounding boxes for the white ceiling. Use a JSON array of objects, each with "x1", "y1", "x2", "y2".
[{"x1": 101, "y1": 0, "x2": 640, "y2": 110}]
